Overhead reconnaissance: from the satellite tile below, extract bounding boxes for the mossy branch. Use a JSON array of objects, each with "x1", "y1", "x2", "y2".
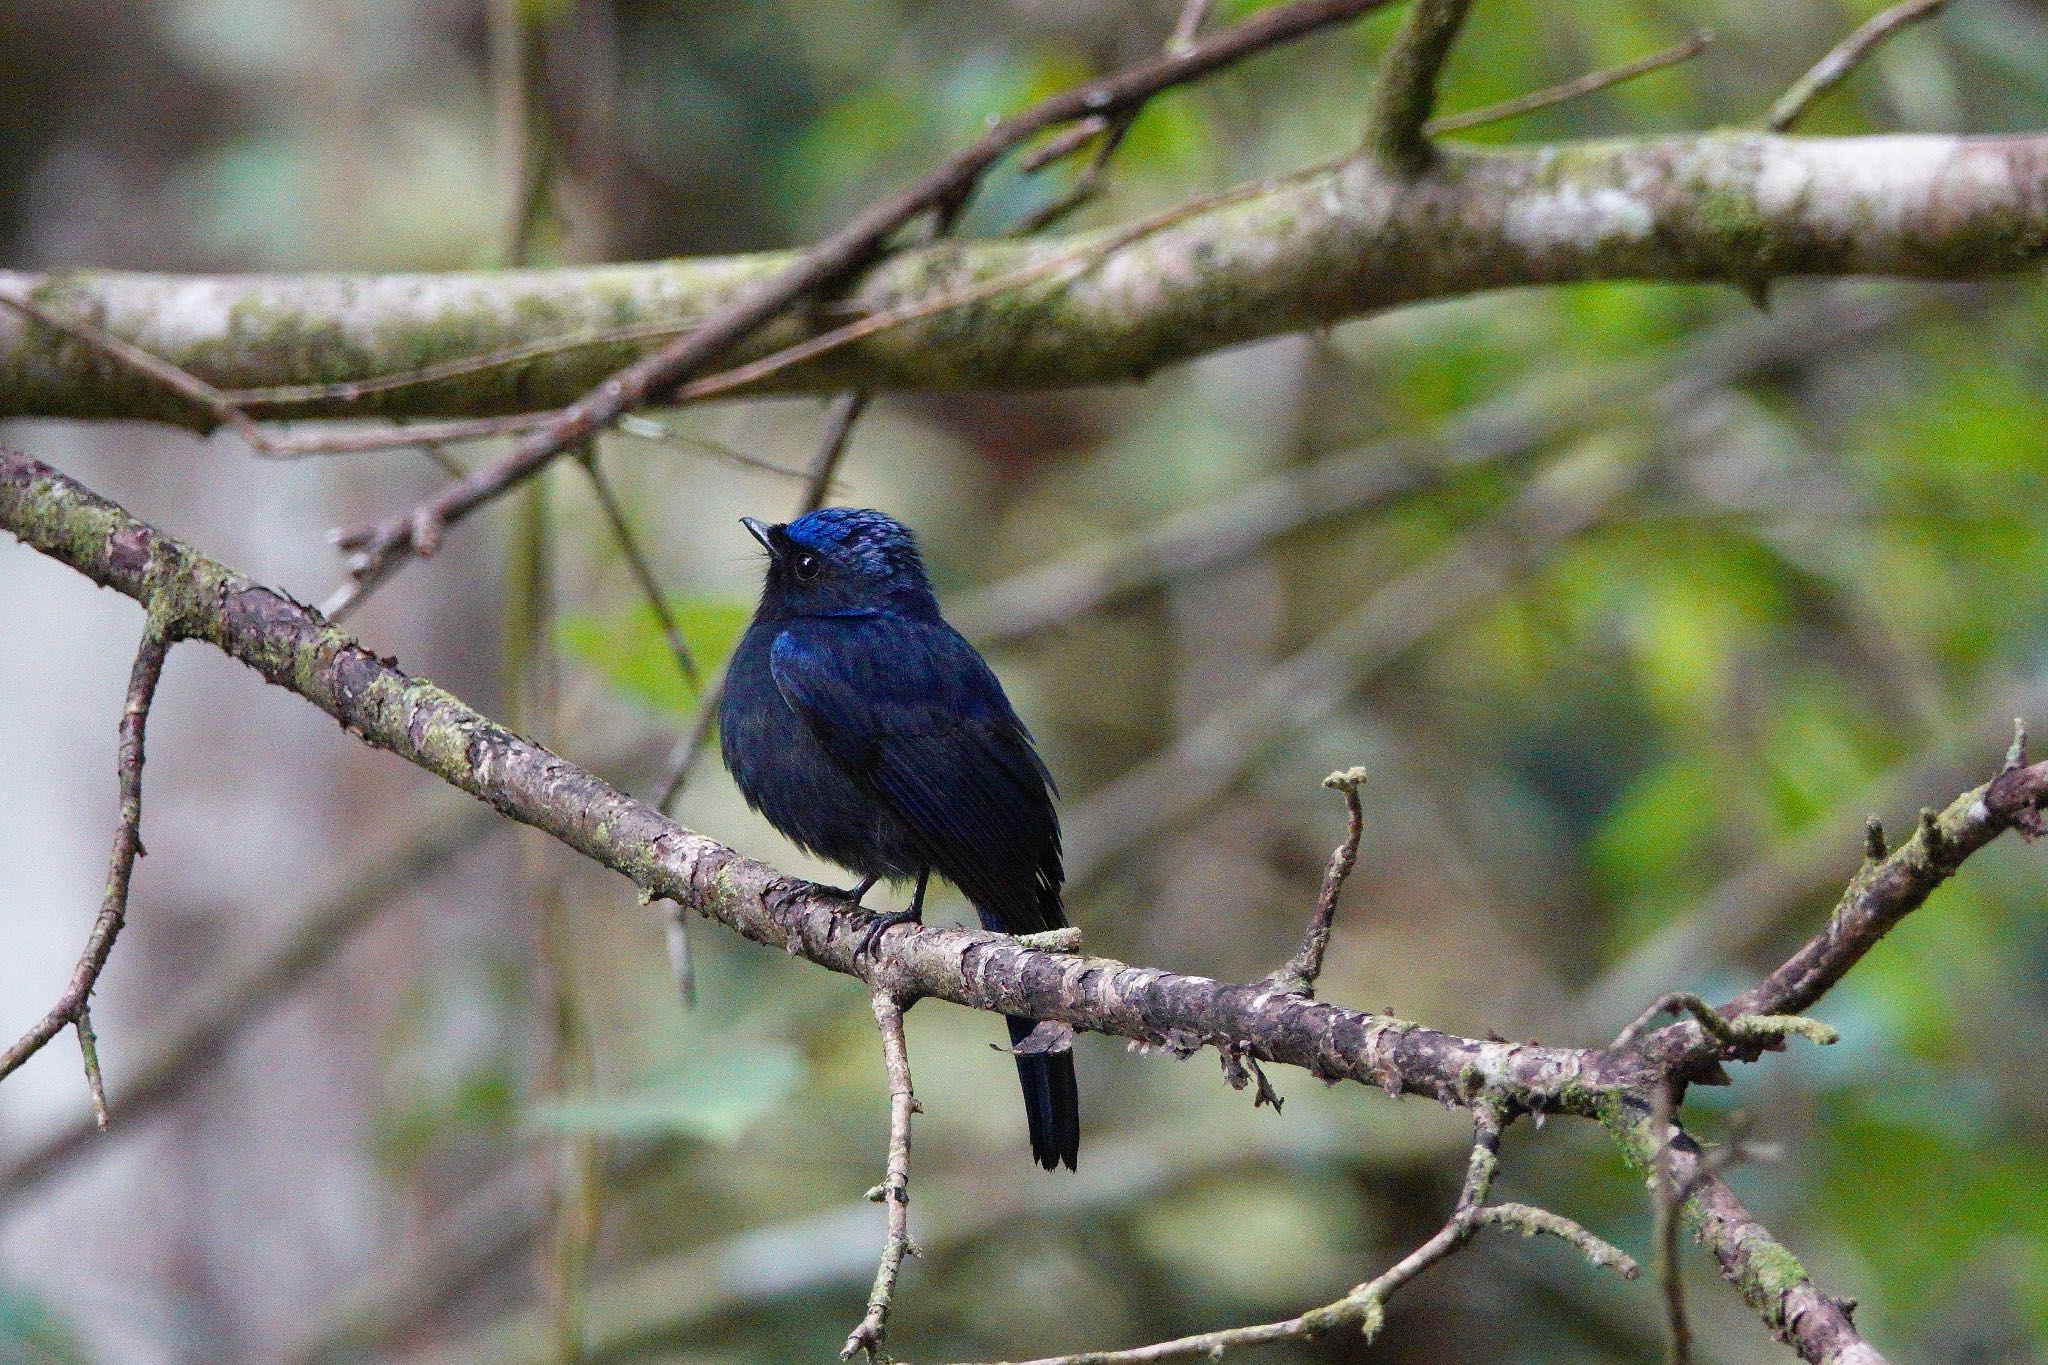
[
  {"x1": 7, "y1": 132, "x2": 2048, "y2": 424},
  {"x1": 9, "y1": 446, "x2": 2044, "y2": 1363}
]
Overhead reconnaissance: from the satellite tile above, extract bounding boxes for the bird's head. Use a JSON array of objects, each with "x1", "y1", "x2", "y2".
[{"x1": 741, "y1": 507, "x2": 939, "y2": 619}]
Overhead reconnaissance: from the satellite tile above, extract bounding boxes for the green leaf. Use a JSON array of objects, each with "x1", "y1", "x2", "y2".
[
  {"x1": 529, "y1": 1042, "x2": 804, "y2": 1142},
  {"x1": 558, "y1": 597, "x2": 751, "y2": 717}
]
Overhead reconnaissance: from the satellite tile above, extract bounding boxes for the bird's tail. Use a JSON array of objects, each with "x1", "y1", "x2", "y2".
[{"x1": 1004, "y1": 1013, "x2": 1079, "y2": 1171}]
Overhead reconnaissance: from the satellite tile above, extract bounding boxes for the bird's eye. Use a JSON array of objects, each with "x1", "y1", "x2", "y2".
[{"x1": 791, "y1": 550, "x2": 822, "y2": 582}]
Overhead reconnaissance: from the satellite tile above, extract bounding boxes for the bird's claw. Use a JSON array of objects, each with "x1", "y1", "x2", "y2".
[
  {"x1": 822, "y1": 875, "x2": 878, "y2": 906},
  {"x1": 855, "y1": 908, "x2": 921, "y2": 963}
]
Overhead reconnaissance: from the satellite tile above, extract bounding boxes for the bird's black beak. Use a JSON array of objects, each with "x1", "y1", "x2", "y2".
[{"x1": 739, "y1": 516, "x2": 781, "y2": 559}]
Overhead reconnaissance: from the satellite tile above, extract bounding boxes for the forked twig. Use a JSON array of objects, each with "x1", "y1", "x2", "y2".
[
  {"x1": 0, "y1": 625, "x2": 172, "y2": 1116},
  {"x1": 843, "y1": 990, "x2": 920, "y2": 1362},
  {"x1": 954, "y1": 1102, "x2": 1633, "y2": 1365}
]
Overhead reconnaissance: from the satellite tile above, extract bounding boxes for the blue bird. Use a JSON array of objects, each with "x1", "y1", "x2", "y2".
[{"x1": 719, "y1": 507, "x2": 1079, "y2": 1171}]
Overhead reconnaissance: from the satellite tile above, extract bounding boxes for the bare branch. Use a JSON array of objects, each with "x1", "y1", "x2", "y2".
[
  {"x1": 578, "y1": 444, "x2": 698, "y2": 688},
  {"x1": 1262, "y1": 766, "x2": 1369, "y2": 997},
  {"x1": 1606, "y1": 1105, "x2": 1882, "y2": 1365},
  {"x1": 325, "y1": 0, "x2": 1398, "y2": 595},
  {"x1": 1014, "y1": 0, "x2": 1216, "y2": 234},
  {"x1": 1428, "y1": 29, "x2": 1713, "y2": 134},
  {"x1": 1652, "y1": 1084, "x2": 1692, "y2": 1365},
  {"x1": 842, "y1": 991, "x2": 920, "y2": 1362},
  {"x1": 11, "y1": 138, "x2": 2047, "y2": 427},
  {"x1": 963, "y1": 1104, "x2": 1631, "y2": 1364},
  {"x1": 14, "y1": 447, "x2": 2037, "y2": 1363},
  {"x1": 1767, "y1": 0, "x2": 1951, "y2": 134},
  {"x1": 1611, "y1": 992, "x2": 1840, "y2": 1052},
  {"x1": 0, "y1": 625, "x2": 171, "y2": 1103},
  {"x1": 1475, "y1": 1204, "x2": 1638, "y2": 1280}
]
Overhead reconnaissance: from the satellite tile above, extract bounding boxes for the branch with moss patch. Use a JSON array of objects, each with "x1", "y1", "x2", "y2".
[
  {"x1": 5, "y1": 133, "x2": 2047, "y2": 428},
  {"x1": 14, "y1": 446, "x2": 2047, "y2": 1363}
]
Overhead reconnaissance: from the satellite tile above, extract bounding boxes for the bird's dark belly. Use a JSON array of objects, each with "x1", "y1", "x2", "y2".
[{"x1": 720, "y1": 681, "x2": 925, "y2": 880}]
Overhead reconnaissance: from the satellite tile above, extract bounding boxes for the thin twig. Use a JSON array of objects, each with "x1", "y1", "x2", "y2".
[
  {"x1": 1652, "y1": 1083, "x2": 1692, "y2": 1365},
  {"x1": 325, "y1": 0, "x2": 1397, "y2": 590},
  {"x1": 1427, "y1": 29, "x2": 1714, "y2": 134},
  {"x1": 798, "y1": 391, "x2": 871, "y2": 517},
  {"x1": 961, "y1": 1103, "x2": 1632, "y2": 1364},
  {"x1": 578, "y1": 444, "x2": 699, "y2": 688},
  {"x1": 1609, "y1": 991, "x2": 1839, "y2": 1052},
  {"x1": 1262, "y1": 765, "x2": 1368, "y2": 997},
  {"x1": 1766, "y1": 0, "x2": 1951, "y2": 133},
  {"x1": 1013, "y1": 0, "x2": 1216, "y2": 234},
  {"x1": 0, "y1": 795, "x2": 507, "y2": 1213},
  {"x1": 0, "y1": 292, "x2": 268, "y2": 444},
  {"x1": 653, "y1": 390, "x2": 870, "y2": 815},
  {"x1": 843, "y1": 991, "x2": 920, "y2": 1362},
  {"x1": 0, "y1": 626, "x2": 171, "y2": 1101},
  {"x1": 1362, "y1": 0, "x2": 1473, "y2": 175}
]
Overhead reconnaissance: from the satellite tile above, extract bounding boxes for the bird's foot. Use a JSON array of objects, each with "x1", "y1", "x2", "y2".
[
  {"x1": 823, "y1": 874, "x2": 880, "y2": 907},
  {"x1": 855, "y1": 907, "x2": 922, "y2": 963}
]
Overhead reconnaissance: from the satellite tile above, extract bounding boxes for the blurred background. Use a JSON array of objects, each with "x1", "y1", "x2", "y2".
[{"x1": 3, "y1": 1, "x2": 2047, "y2": 1361}]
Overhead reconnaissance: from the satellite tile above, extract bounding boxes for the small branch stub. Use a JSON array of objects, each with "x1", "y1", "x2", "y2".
[
  {"x1": 1262, "y1": 766, "x2": 1369, "y2": 998},
  {"x1": 1362, "y1": 0, "x2": 1473, "y2": 175}
]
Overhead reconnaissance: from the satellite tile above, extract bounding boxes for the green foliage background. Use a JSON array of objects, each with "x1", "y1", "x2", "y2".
[{"x1": 3, "y1": 1, "x2": 2046, "y2": 1362}]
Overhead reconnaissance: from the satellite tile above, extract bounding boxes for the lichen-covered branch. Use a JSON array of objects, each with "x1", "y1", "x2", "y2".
[
  {"x1": 9, "y1": 445, "x2": 2047, "y2": 1363},
  {"x1": 1606, "y1": 1105, "x2": 1883, "y2": 1365},
  {"x1": 6, "y1": 132, "x2": 2048, "y2": 424},
  {"x1": 0, "y1": 446, "x2": 1618, "y2": 1114}
]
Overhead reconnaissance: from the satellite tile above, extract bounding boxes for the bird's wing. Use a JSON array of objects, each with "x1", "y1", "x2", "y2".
[{"x1": 769, "y1": 614, "x2": 1063, "y2": 932}]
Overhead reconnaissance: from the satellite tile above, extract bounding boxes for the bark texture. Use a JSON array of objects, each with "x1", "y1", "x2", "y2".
[
  {"x1": 4, "y1": 133, "x2": 2046, "y2": 423},
  {"x1": 7, "y1": 445, "x2": 2047, "y2": 1363}
]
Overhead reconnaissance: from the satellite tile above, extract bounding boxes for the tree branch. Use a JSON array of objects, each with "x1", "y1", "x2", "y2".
[
  {"x1": 0, "y1": 624, "x2": 170, "y2": 1112},
  {"x1": 10, "y1": 446, "x2": 2043, "y2": 1361},
  {"x1": 1426, "y1": 30, "x2": 1714, "y2": 135},
  {"x1": 843, "y1": 991, "x2": 919, "y2": 1363},
  {"x1": 1362, "y1": 0, "x2": 1473, "y2": 174},
  {"x1": 1261, "y1": 766, "x2": 1369, "y2": 997},
  {"x1": 5, "y1": 135, "x2": 2047, "y2": 425},
  {"x1": 1767, "y1": 0, "x2": 1951, "y2": 134},
  {"x1": 0, "y1": 444, "x2": 1654, "y2": 1112},
  {"x1": 317, "y1": 0, "x2": 1400, "y2": 594}
]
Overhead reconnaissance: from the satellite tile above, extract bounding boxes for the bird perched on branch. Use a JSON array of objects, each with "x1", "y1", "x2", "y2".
[{"x1": 720, "y1": 507, "x2": 1079, "y2": 1170}]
